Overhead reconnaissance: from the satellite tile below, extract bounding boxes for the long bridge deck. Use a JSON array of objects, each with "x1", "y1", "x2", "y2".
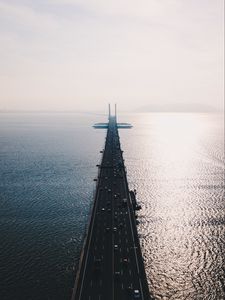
[{"x1": 71, "y1": 114, "x2": 151, "y2": 300}]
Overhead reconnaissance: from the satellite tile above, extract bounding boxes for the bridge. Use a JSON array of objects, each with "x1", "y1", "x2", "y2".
[{"x1": 71, "y1": 105, "x2": 152, "y2": 300}]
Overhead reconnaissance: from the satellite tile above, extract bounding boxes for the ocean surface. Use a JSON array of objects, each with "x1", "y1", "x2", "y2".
[{"x1": 0, "y1": 112, "x2": 224, "y2": 300}]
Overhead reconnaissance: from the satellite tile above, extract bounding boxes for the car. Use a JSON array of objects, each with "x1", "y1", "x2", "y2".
[
  {"x1": 122, "y1": 198, "x2": 127, "y2": 207},
  {"x1": 114, "y1": 244, "x2": 118, "y2": 251},
  {"x1": 133, "y1": 289, "x2": 141, "y2": 299},
  {"x1": 101, "y1": 208, "x2": 105, "y2": 211},
  {"x1": 93, "y1": 258, "x2": 102, "y2": 274},
  {"x1": 114, "y1": 271, "x2": 120, "y2": 281},
  {"x1": 105, "y1": 227, "x2": 110, "y2": 232},
  {"x1": 113, "y1": 227, "x2": 117, "y2": 232},
  {"x1": 123, "y1": 258, "x2": 128, "y2": 265}
]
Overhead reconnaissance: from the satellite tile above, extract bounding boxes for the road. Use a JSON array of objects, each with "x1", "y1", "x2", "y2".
[{"x1": 71, "y1": 116, "x2": 151, "y2": 300}]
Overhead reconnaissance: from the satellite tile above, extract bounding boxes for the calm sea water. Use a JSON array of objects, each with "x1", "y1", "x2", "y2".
[{"x1": 0, "y1": 112, "x2": 224, "y2": 300}]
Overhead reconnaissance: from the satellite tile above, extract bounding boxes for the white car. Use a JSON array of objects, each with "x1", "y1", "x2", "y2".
[
  {"x1": 114, "y1": 244, "x2": 118, "y2": 251},
  {"x1": 133, "y1": 289, "x2": 141, "y2": 299}
]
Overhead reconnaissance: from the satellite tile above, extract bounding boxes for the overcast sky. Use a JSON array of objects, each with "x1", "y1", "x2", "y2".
[{"x1": 0, "y1": 0, "x2": 224, "y2": 112}]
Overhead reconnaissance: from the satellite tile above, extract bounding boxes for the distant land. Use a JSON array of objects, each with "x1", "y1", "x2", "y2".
[{"x1": 134, "y1": 103, "x2": 221, "y2": 113}]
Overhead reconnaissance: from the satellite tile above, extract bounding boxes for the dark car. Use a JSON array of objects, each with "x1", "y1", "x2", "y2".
[
  {"x1": 114, "y1": 271, "x2": 120, "y2": 281},
  {"x1": 93, "y1": 258, "x2": 102, "y2": 275}
]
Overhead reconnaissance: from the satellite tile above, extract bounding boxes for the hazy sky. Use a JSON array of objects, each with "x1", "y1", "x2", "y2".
[{"x1": 0, "y1": 0, "x2": 224, "y2": 112}]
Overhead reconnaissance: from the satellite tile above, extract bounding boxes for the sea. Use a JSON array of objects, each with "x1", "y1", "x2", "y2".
[{"x1": 0, "y1": 112, "x2": 224, "y2": 300}]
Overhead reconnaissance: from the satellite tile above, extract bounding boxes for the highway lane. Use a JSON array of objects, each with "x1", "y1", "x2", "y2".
[{"x1": 72, "y1": 116, "x2": 151, "y2": 300}]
